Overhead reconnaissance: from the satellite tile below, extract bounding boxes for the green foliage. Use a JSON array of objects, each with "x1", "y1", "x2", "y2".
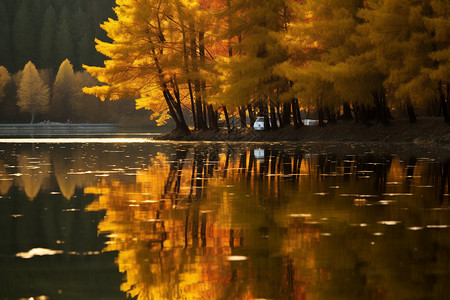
[
  {"x1": 40, "y1": 6, "x2": 57, "y2": 69},
  {"x1": 13, "y1": 0, "x2": 34, "y2": 70},
  {"x1": 56, "y1": 7, "x2": 74, "y2": 67},
  {"x1": 0, "y1": 1, "x2": 12, "y2": 71},
  {"x1": 0, "y1": 0, "x2": 114, "y2": 72}
]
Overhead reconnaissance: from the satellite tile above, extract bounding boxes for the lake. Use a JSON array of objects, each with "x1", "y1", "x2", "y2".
[{"x1": 0, "y1": 140, "x2": 449, "y2": 300}]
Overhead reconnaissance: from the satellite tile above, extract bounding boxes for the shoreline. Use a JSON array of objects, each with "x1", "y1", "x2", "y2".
[{"x1": 154, "y1": 117, "x2": 450, "y2": 150}]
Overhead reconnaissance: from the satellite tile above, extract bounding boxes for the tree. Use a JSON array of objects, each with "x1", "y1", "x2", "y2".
[
  {"x1": 13, "y1": 0, "x2": 34, "y2": 71},
  {"x1": 0, "y1": 0, "x2": 13, "y2": 71},
  {"x1": 56, "y1": 6, "x2": 74, "y2": 66},
  {"x1": 84, "y1": 0, "x2": 198, "y2": 134},
  {"x1": 0, "y1": 66, "x2": 11, "y2": 102},
  {"x1": 213, "y1": 0, "x2": 293, "y2": 129},
  {"x1": 39, "y1": 6, "x2": 57, "y2": 69},
  {"x1": 424, "y1": 0, "x2": 450, "y2": 122},
  {"x1": 52, "y1": 59, "x2": 80, "y2": 121},
  {"x1": 17, "y1": 61, "x2": 50, "y2": 123}
]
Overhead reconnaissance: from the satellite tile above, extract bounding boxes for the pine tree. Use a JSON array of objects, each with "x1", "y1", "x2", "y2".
[
  {"x1": 55, "y1": 6, "x2": 74, "y2": 67},
  {"x1": 39, "y1": 6, "x2": 57, "y2": 69},
  {"x1": 17, "y1": 61, "x2": 50, "y2": 123},
  {"x1": 13, "y1": 0, "x2": 34, "y2": 71},
  {"x1": 0, "y1": 0, "x2": 13, "y2": 71}
]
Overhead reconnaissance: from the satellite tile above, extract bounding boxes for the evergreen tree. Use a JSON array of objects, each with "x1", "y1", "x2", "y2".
[
  {"x1": 55, "y1": 6, "x2": 74, "y2": 66},
  {"x1": 72, "y1": 7, "x2": 91, "y2": 68},
  {"x1": 39, "y1": 6, "x2": 57, "y2": 69},
  {"x1": 0, "y1": 0, "x2": 13, "y2": 71},
  {"x1": 13, "y1": 0, "x2": 34, "y2": 71},
  {"x1": 17, "y1": 61, "x2": 50, "y2": 123}
]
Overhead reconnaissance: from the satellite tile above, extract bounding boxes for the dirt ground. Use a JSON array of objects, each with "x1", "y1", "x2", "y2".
[{"x1": 155, "y1": 116, "x2": 450, "y2": 145}]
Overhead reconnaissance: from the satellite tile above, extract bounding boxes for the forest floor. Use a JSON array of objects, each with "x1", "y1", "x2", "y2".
[{"x1": 155, "y1": 116, "x2": 450, "y2": 147}]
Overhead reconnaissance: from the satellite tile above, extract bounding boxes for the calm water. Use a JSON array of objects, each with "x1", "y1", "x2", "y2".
[{"x1": 0, "y1": 141, "x2": 449, "y2": 300}]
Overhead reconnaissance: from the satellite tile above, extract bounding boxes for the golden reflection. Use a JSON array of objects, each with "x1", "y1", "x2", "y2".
[
  {"x1": 52, "y1": 148, "x2": 98, "y2": 200},
  {"x1": 17, "y1": 151, "x2": 51, "y2": 200},
  {"x1": 86, "y1": 152, "x2": 239, "y2": 299},
  {"x1": 85, "y1": 147, "x2": 448, "y2": 300},
  {"x1": 0, "y1": 160, "x2": 12, "y2": 195},
  {"x1": 85, "y1": 148, "x2": 326, "y2": 299}
]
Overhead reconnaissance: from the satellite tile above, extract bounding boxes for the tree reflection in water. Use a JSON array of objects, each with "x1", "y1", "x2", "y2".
[{"x1": 83, "y1": 145, "x2": 449, "y2": 300}]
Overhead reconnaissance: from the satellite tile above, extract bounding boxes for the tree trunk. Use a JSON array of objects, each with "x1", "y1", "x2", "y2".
[
  {"x1": 177, "y1": 5, "x2": 197, "y2": 130},
  {"x1": 276, "y1": 104, "x2": 283, "y2": 128},
  {"x1": 223, "y1": 105, "x2": 231, "y2": 132},
  {"x1": 163, "y1": 89, "x2": 190, "y2": 134},
  {"x1": 207, "y1": 104, "x2": 218, "y2": 130},
  {"x1": 358, "y1": 104, "x2": 371, "y2": 127},
  {"x1": 153, "y1": 52, "x2": 189, "y2": 135},
  {"x1": 171, "y1": 79, "x2": 191, "y2": 134},
  {"x1": 324, "y1": 106, "x2": 336, "y2": 123},
  {"x1": 291, "y1": 98, "x2": 302, "y2": 128},
  {"x1": 406, "y1": 97, "x2": 417, "y2": 123},
  {"x1": 282, "y1": 102, "x2": 291, "y2": 126},
  {"x1": 439, "y1": 81, "x2": 450, "y2": 123},
  {"x1": 269, "y1": 104, "x2": 278, "y2": 129},
  {"x1": 162, "y1": 90, "x2": 182, "y2": 130},
  {"x1": 318, "y1": 107, "x2": 326, "y2": 127},
  {"x1": 374, "y1": 91, "x2": 390, "y2": 125},
  {"x1": 238, "y1": 106, "x2": 246, "y2": 128},
  {"x1": 247, "y1": 104, "x2": 256, "y2": 127},
  {"x1": 190, "y1": 24, "x2": 206, "y2": 130},
  {"x1": 342, "y1": 102, "x2": 353, "y2": 120}
]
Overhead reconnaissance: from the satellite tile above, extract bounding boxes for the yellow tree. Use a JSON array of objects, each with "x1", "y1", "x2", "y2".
[
  {"x1": 0, "y1": 66, "x2": 11, "y2": 102},
  {"x1": 17, "y1": 61, "x2": 50, "y2": 123},
  {"x1": 424, "y1": 0, "x2": 450, "y2": 122},
  {"x1": 212, "y1": 0, "x2": 293, "y2": 129},
  {"x1": 52, "y1": 59, "x2": 81, "y2": 121},
  {"x1": 83, "y1": 0, "x2": 206, "y2": 134},
  {"x1": 276, "y1": 0, "x2": 369, "y2": 125}
]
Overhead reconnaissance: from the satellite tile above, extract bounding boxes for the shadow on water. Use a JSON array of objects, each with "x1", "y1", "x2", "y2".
[{"x1": 0, "y1": 142, "x2": 449, "y2": 299}]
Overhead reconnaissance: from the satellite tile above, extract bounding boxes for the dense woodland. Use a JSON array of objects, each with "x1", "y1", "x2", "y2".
[
  {"x1": 0, "y1": 0, "x2": 449, "y2": 130},
  {"x1": 0, "y1": 0, "x2": 154, "y2": 125}
]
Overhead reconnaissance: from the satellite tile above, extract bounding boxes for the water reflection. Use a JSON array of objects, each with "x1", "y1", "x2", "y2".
[
  {"x1": 0, "y1": 143, "x2": 449, "y2": 299},
  {"x1": 83, "y1": 144, "x2": 450, "y2": 300}
]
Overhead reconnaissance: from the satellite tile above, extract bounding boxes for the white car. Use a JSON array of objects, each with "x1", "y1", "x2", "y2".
[
  {"x1": 253, "y1": 117, "x2": 265, "y2": 130},
  {"x1": 303, "y1": 119, "x2": 319, "y2": 126}
]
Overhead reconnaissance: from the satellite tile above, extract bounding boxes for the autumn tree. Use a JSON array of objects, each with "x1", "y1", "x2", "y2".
[
  {"x1": 0, "y1": 66, "x2": 11, "y2": 102},
  {"x1": 52, "y1": 59, "x2": 80, "y2": 121},
  {"x1": 213, "y1": 0, "x2": 293, "y2": 129},
  {"x1": 17, "y1": 61, "x2": 50, "y2": 123},
  {"x1": 424, "y1": 0, "x2": 450, "y2": 122},
  {"x1": 84, "y1": 0, "x2": 199, "y2": 134}
]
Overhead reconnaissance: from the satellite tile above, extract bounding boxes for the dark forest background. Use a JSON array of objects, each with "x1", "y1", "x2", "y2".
[{"x1": 0, "y1": 0, "x2": 157, "y2": 126}]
